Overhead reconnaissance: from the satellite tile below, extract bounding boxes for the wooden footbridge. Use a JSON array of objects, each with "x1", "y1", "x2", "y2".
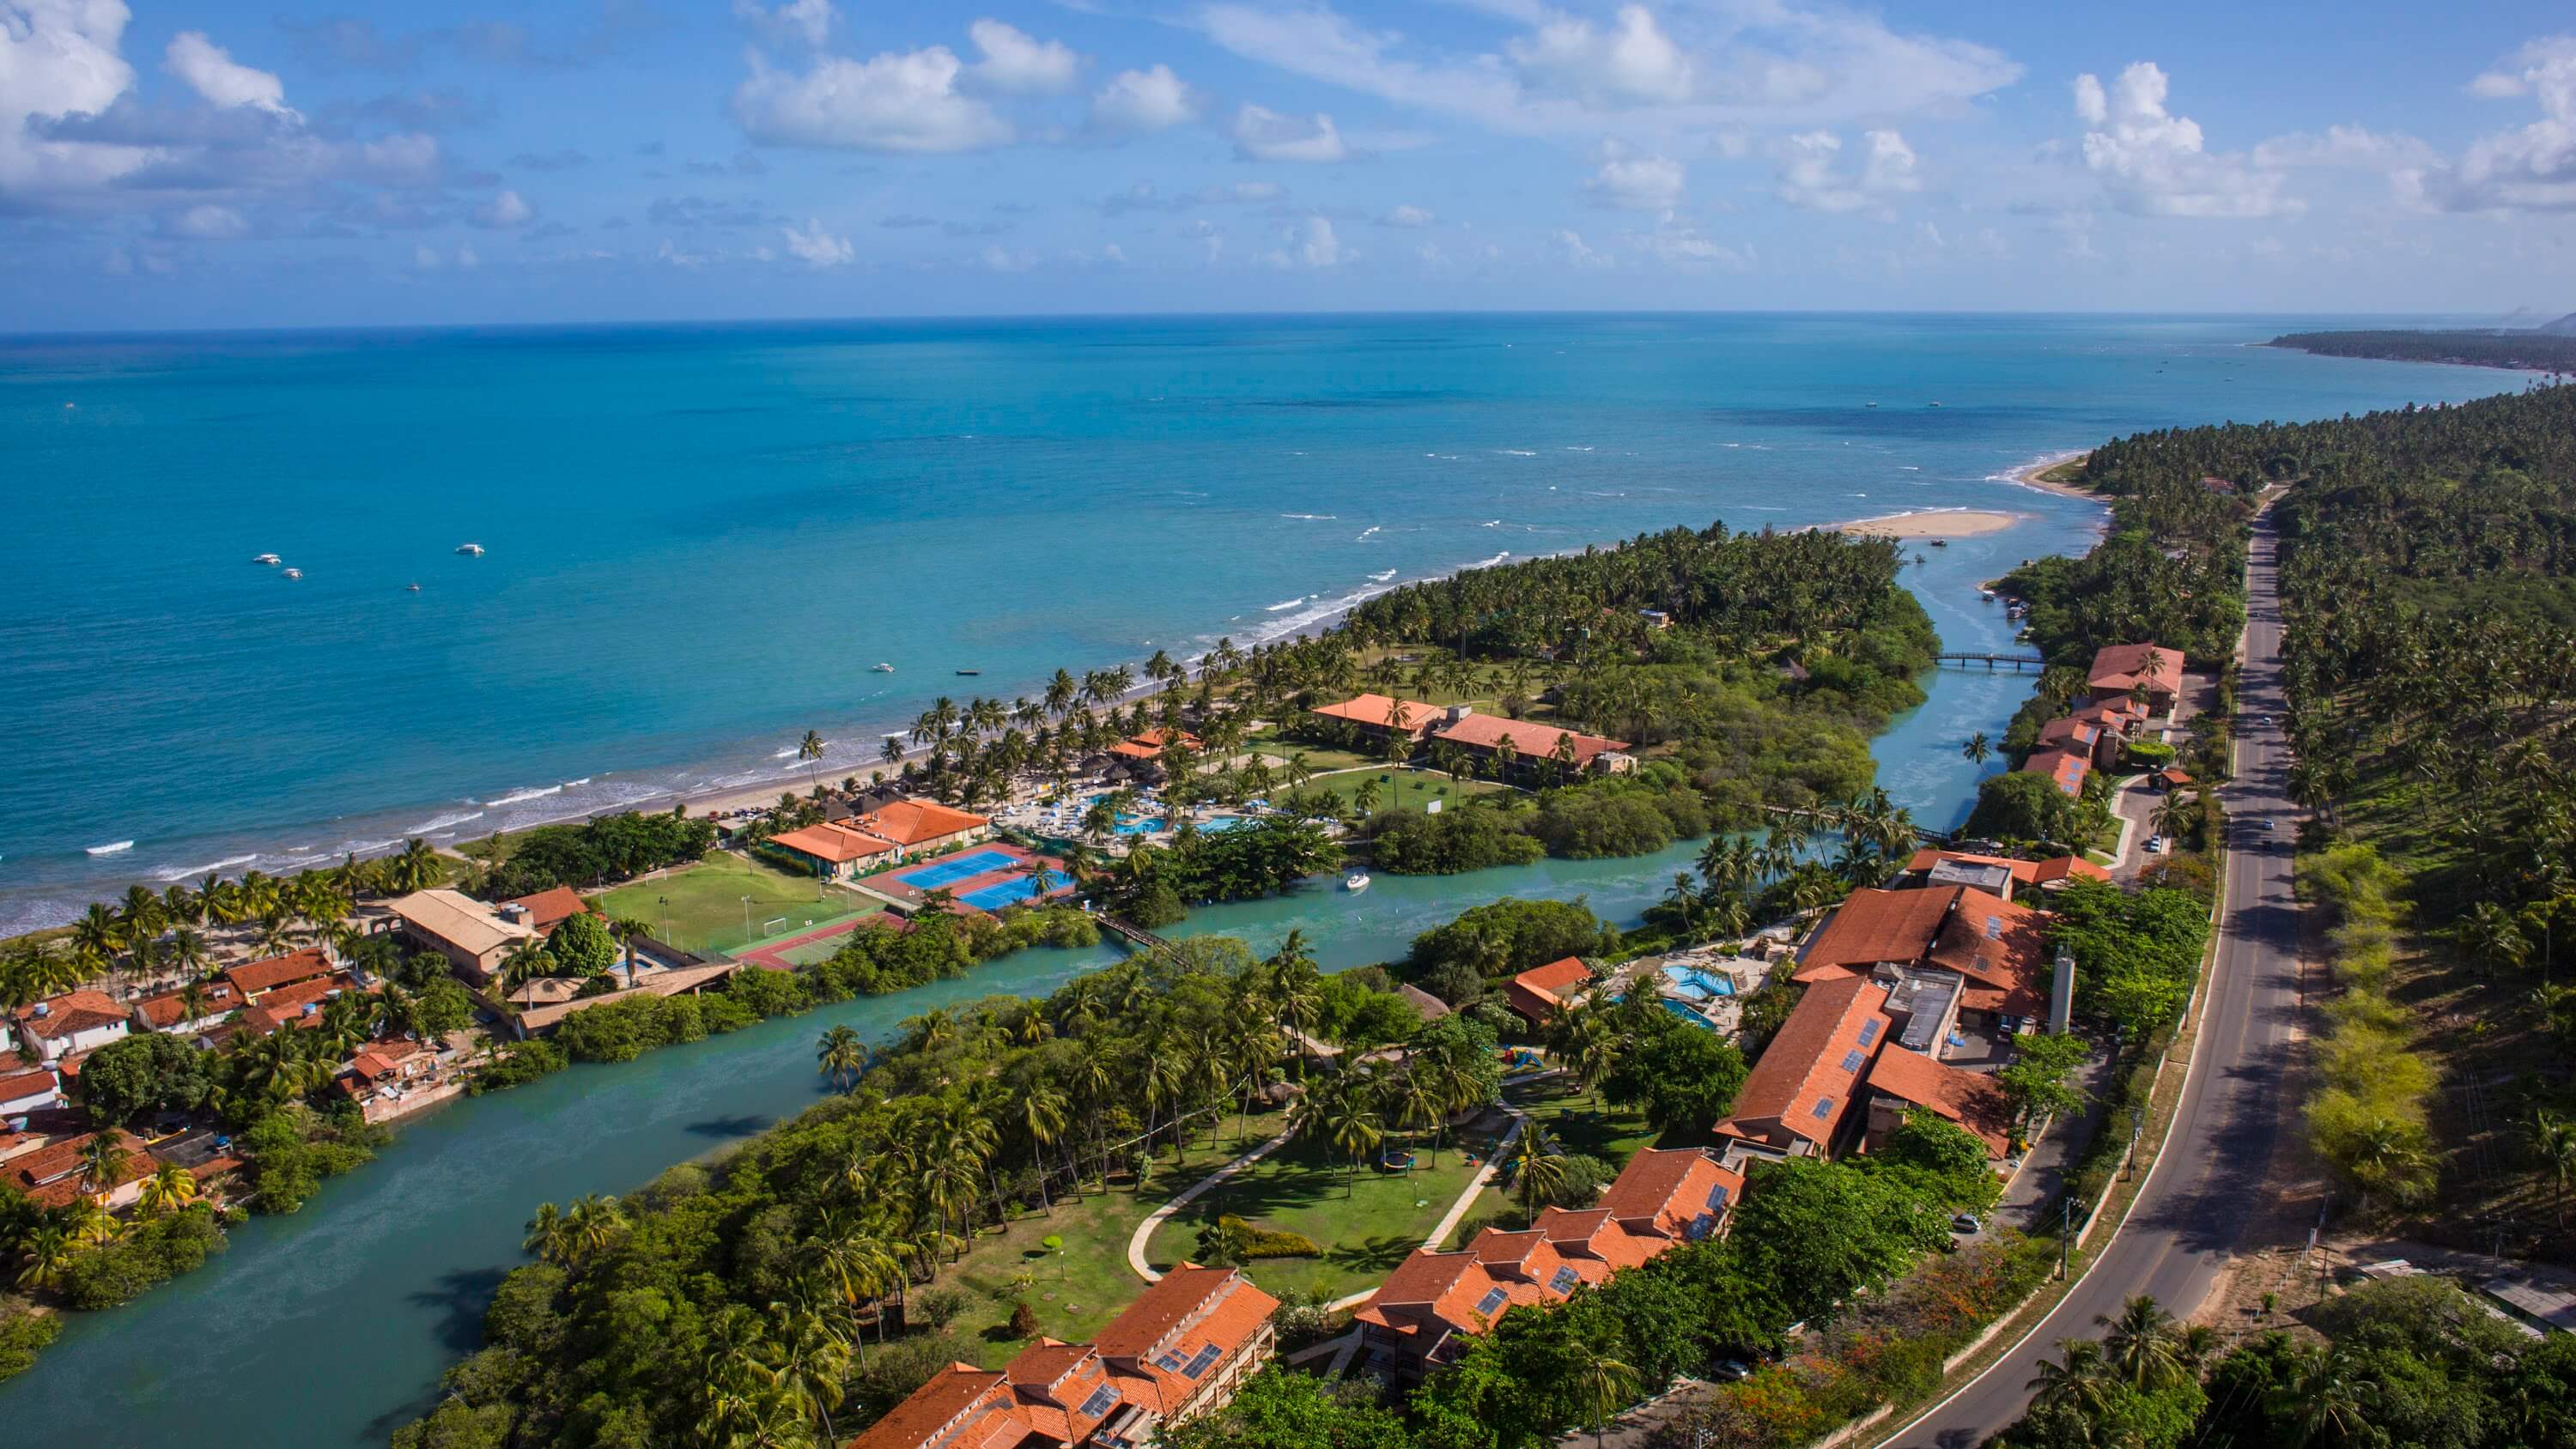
[
  {"x1": 1934, "y1": 652, "x2": 2046, "y2": 670},
  {"x1": 1100, "y1": 916, "x2": 1171, "y2": 952}
]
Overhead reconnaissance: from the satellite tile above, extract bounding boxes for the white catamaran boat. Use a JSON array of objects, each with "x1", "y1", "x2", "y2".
[
  {"x1": 872, "y1": 663, "x2": 895, "y2": 673},
  {"x1": 1343, "y1": 871, "x2": 1370, "y2": 893},
  {"x1": 252, "y1": 552, "x2": 281, "y2": 566},
  {"x1": 455, "y1": 543, "x2": 485, "y2": 556}
]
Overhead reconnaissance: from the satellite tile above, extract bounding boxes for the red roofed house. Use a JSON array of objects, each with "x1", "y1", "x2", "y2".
[
  {"x1": 1308, "y1": 693, "x2": 1448, "y2": 744},
  {"x1": 2023, "y1": 746, "x2": 2091, "y2": 798},
  {"x1": 500, "y1": 885, "x2": 593, "y2": 937},
  {"x1": 998, "y1": 1340, "x2": 1127, "y2": 1446},
  {"x1": 10, "y1": 990, "x2": 131, "y2": 1063},
  {"x1": 844, "y1": 1362, "x2": 1022, "y2": 1449},
  {"x1": 1598, "y1": 1146, "x2": 1742, "y2": 1243},
  {"x1": 132, "y1": 979, "x2": 244, "y2": 1036},
  {"x1": 768, "y1": 820, "x2": 901, "y2": 882},
  {"x1": 341, "y1": 1038, "x2": 435, "y2": 1100},
  {"x1": 2086, "y1": 643, "x2": 2185, "y2": 714},
  {"x1": 1109, "y1": 728, "x2": 1202, "y2": 761},
  {"x1": 222, "y1": 947, "x2": 335, "y2": 1001},
  {"x1": 1903, "y1": 850, "x2": 2107, "y2": 895},
  {"x1": 1505, "y1": 956, "x2": 1595, "y2": 1028},
  {"x1": 0, "y1": 1067, "x2": 61, "y2": 1118},
  {"x1": 854, "y1": 800, "x2": 993, "y2": 861},
  {"x1": 1089, "y1": 1263, "x2": 1279, "y2": 1434},
  {"x1": 1863, "y1": 1045, "x2": 2018, "y2": 1159},
  {"x1": 9, "y1": 1129, "x2": 157, "y2": 1210},
  {"x1": 1712, "y1": 974, "x2": 1893, "y2": 1156},
  {"x1": 1431, "y1": 709, "x2": 1632, "y2": 780},
  {"x1": 236, "y1": 973, "x2": 369, "y2": 1039},
  {"x1": 1795, "y1": 885, "x2": 2055, "y2": 1033}
]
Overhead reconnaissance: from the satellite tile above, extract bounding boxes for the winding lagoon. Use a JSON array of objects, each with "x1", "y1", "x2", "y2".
[{"x1": 0, "y1": 316, "x2": 2524, "y2": 1443}]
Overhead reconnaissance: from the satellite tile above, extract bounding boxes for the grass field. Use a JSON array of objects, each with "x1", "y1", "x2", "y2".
[
  {"x1": 1441, "y1": 1076, "x2": 1665, "y2": 1248},
  {"x1": 1143, "y1": 1111, "x2": 1506, "y2": 1305},
  {"x1": 593, "y1": 851, "x2": 855, "y2": 955},
  {"x1": 934, "y1": 1111, "x2": 1271, "y2": 1366},
  {"x1": 1305, "y1": 766, "x2": 1515, "y2": 814}
]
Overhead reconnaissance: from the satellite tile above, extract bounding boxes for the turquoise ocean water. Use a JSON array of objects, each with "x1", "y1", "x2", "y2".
[
  {"x1": 0, "y1": 312, "x2": 2517, "y2": 935},
  {"x1": 0, "y1": 314, "x2": 2529, "y2": 1443}
]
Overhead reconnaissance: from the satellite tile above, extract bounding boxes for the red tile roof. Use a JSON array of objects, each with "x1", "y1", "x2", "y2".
[
  {"x1": 1109, "y1": 728, "x2": 1201, "y2": 760},
  {"x1": 238, "y1": 973, "x2": 368, "y2": 1037},
  {"x1": 845, "y1": 1362, "x2": 1018, "y2": 1449},
  {"x1": 1533, "y1": 1207, "x2": 1660, "y2": 1271},
  {"x1": 2023, "y1": 747, "x2": 2090, "y2": 797},
  {"x1": 1432, "y1": 712, "x2": 1628, "y2": 767},
  {"x1": 223, "y1": 948, "x2": 333, "y2": 997},
  {"x1": 0, "y1": 1068, "x2": 58, "y2": 1106},
  {"x1": 1716, "y1": 973, "x2": 1892, "y2": 1150},
  {"x1": 347, "y1": 1037, "x2": 428, "y2": 1082},
  {"x1": 1310, "y1": 694, "x2": 1446, "y2": 736},
  {"x1": 769, "y1": 821, "x2": 898, "y2": 865},
  {"x1": 13, "y1": 990, "x2": 128, "y2": 1041},
  {"x1": 10, "y1": 1129, "x2": 156, "y2": 1209},
  {"x1": 2087, "y1": 643, "x2": 2184, "y2": 696},
  {"x1": 134, "y1": 979, "x2": 242, "y2": 1029},
  {"x1": 856, "y1": 800, "x2": 990, "y2": 848},
  {"x1": 1929, "y1": 889, "x2": 2050, "y2": 1017},
  {"x1": 1506, "y1": 955, "x2": 1592, "y2": 1021},
  {"x1": 2028, "y1": 855, "x2": 2111, "y2": 885},
  {"x1": 1867, "y1": 1046, "x2": 2016, "y2": 1156},
  {"x1": 1094, "y1": 1264, "x2": 1278, "y2": 1416},
  {"x1": 1796, "y1": 888, "x2": 1956, "y2": 978},
  {"x1": 1599, "y1": 1147, "x2": 1740, "y2": 1240},
  {"x1": 505, "y1": 886, "x2": 592, "y2": 934}
]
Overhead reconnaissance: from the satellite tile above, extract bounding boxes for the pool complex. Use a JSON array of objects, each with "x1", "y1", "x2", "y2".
[
  {"x1": 1661, "y1": 965, "x2": 1738, "y2": 1001},
  {"x1": 886, "y1": 849, "x2": 1020, "y2": 889}
]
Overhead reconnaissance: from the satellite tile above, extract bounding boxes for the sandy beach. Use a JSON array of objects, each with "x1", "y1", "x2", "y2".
[
  {"x1": 1827, "y1": 509, "x2": 2027, "y2": 540},
  {"x1": 1998, "y1": 449, "x2": 2098, "y2": 500}
]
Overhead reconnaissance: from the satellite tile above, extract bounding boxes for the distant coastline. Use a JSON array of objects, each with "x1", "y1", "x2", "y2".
[{"x1": 2268, "y1": 328, "x2": 2576, "y2": 373}]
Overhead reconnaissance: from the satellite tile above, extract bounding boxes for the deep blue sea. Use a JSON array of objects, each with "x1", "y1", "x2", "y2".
[{"x1": 0, "y1": 312, "x2": 2522, "y2": 933}]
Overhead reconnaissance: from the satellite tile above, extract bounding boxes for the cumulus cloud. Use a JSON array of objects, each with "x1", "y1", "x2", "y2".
[
  {"x1": 165, "y1": 32, "x2": 300, "y2": 120},
  {"x1": 2249, "y1": 124, "x2": 2436, "y2": 172},
  {"x1": 1624, "y1": 217, "x2": 1753, "y2": 270},
  {"x1": 968, "y1": 20, "x2": 1078, "y2": 94},
  {"x1": 1380, "y1": 203, "x2": 1434, "y2": 227},
  {"x1": 1556, "y1": 228, "x2": 1612, "y2": 269},
  {"x1": 1510, "y1": 4, "x2": 1695, "y2": 106},
  {"x1": 1584, "y1": 147, "x2": 1684, "y2": 210},
  {"x1": 2408, "y1": 37, "x2": 2576, "y2": 211},
  {"x1": 732, "y1": 0, "x2": 835, "y2": 49},
  {"x1": 1231, "y1": 105, "x2": 1347, "y2": 162},
  {"x1": 173, "y1": 203, "x2": 247, "y2": 238},
  {"x1": 1091, "y1": 64, "x2": 1199, "y2": 132},
  {"x1": 734, "y1": 44, "x2": 1015, "y2": 153},
  {"x1": 2072, "y1": 61, "x2": 2293, "y2": 218},
  {"x1": 1264, "y1": 215, "x2": 1346, "y2": 268},
  {"x1": 1774, "y1": 128, "x2": 1918, "y2": 212},
  {"x1": 471, "y1": 189, "x2": 533, "y2": 227},
  {"x1": 1, "y1": 1, "x2": 146, "y2": 193},
  {"x1": 781, "y1": 217, "x2": 854, "y2": 266}
]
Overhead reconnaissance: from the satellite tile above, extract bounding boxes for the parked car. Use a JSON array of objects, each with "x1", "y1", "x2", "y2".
[
  {"x1": 2144, "y1": 835, "x2": 2166, "y2": 853},
  {"x1": 1712, "y1": 1359, "x2": 1754, "y2": 1382},
  {"x1": 1951, "y1": 1213, "x2": 1982, "y2": 1234}
]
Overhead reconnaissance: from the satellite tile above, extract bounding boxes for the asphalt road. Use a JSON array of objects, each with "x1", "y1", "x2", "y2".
[{"x1": 1888, "y1": 512, "x2": 2303, "y2": 1447}]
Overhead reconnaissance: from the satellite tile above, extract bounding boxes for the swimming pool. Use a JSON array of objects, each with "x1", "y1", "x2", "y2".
[
  {"x1": 1659, "y1": 999, "x2": 1717, "y2": 1029},
  {"x1": 889, "y1": 849, "x2": 1018, "y2": 889},
  {"x1": 1661, "y1": 965, "x2": 1737, "y2": 1002},
  {"x1": 1195, "y1": 815, "x2": 1253, "y2": 833},
  {"x1": 959, "y1": 870, "x2": 1071, "y2": 911}
]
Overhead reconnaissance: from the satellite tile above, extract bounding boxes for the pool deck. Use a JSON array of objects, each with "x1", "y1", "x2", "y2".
[{"x1": 862, "y1": 840, "x2": 1077, "y2": 917}]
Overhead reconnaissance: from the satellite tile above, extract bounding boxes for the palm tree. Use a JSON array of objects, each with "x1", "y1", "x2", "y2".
[
  {"x1": 798, "y1": 730, "x2": 826, "y2": 794},
  {"x1": 2096, "y1": 1294, "x2": 2185, "y2": 1390},
  {"x1": 1321, "y1": 1088, "x2": 1384, "y2": 1192},
  {"x1": 817, "y1": 1024, "x2": 866, "y2": 1092},
  {"x1": 1962, "y1": 731, "x2": 1992, "y2": 766},
  {"x1": 565, "y1": 1193, "x2": 627, "y2": 1260},
  {"x1": 2026, "y1": 1338, "x2": 2113, "y2": 1420},
  {"x1": 388, "y1": 838, "x2": 441, "y2": 894},
  {"x1": 524, "y1": 1202, "x2": 572, "y2": 1264},
  {"x1": 2530, "y1": 1111, "x2": 2576, "y2": 1224},
  {"x1": 77, "y1": 1132, "x2": 130, "y2": 1199},
  {"x1": 1571, "y1": 1343, "x2": 1638, "y2": 1449},
  {"x1": 1023, "y1": 1083, "x2": 1070, "y2": 1212},
  {"x1": 137, "y1": 1161, "x2": 199, "y2": 1216},
  {"x1": 1509, "y1": 1126, "x2": 1569, "y2": 1222},
  {"x1": 13, "y1": 1226, "x2": 73, "y2": 1293},
  {"x1": 2273, "y1": 1348, "x2": 2378, "y2": 1446},
  {"x1": 64, "y1": 1197, "x2": 118, "y2": 1248}
]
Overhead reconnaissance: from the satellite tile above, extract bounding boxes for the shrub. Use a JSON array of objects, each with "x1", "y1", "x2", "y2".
[
  {"x1": 0, "y1": 1305, "x2": 59, "y2": 1382},
  {"x1": 57, "y1": 1203, "x2": 228, "y2": 1309},
  {"x1": 1007, "y1": 1301, "x2": 1039, "y2": 1338},
  {"x1": 470, "y1": 1039, "x2": 568, "y2": 1094}
]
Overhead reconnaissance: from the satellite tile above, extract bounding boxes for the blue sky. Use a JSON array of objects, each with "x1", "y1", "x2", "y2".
[{"x1": 3, "y1": 0, "x2": 2573, "y2": 329}]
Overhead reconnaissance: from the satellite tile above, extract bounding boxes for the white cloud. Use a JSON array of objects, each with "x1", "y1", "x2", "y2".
[
  {"x1": 1510, "y1": 4, "x2": 1694, "y2": 106},
  {"x1": 413, "y1": 243, "x2": 440, "y2": 270},
  {"x1": 1264, "y1": 215, "x2": 1348, "y2": 268},
  {"x1": 968, "y1": 19, "x2": 1078, "y2": 94},
  {"x1": 980, "y1": 244, "x2": 1036, "y2": 271},
  {"x1": 734, "y1": 45, "x2": 1016, "y2": 153},
  {"x1": 1381, "y1": 203, "x2": 1435, "y2": 227},
  {"x1": 1625, "y1": 217, "x2": 1753, "y2": 270},
  {"x1": 733, "y1": 0, "x2": 835, "y2": 49},
  {"x1": 781, "y1": 217, "x2": 855, "y2": 266},
  {"x1": 472, "y1": 189, "x2": 533, "y2": 227},
  {"x1": 1, "y1": 0, "x2": 148, "y2": 193},
  {"x1": 1585, "y1": 147, "x2": 1684, "y2": 209},
  {"x1": 173, "y1": 203, "x2": 246, "y2": 238},
  {"x1": 2412, "y1": 37, "x2": 2576, "y2": 211},
  {"x1": 1231, "y1": 104, "x2": 1347, "y2": 162},
  {"x1": 1091, "y1": 64, "x2": 1200, "y2": 132},
  {"x1": 1775, "y1": 127, "x2": 1918, "y2": 212},
  {"x1": 165, "y1": 31, "x2": 299, "y2": 120},
  {"x1": 1555, "y1": 227, "x2": 1612, "y2": 269},
  {"x1": 2072, "y1": 61, "x2": 2294, "y2": 218},
  {"x1": 2250, "y1": 124, "x2": 2435, "y2": 172}
]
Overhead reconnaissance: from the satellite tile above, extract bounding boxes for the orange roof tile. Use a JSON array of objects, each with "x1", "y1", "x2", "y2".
[
  {"x1": 769, "y1": 821, "x2": 898, "y2": 864},
  {"x1": 1928, "y1": 888, "x2": 2050, "y2": 1016},
  {"x1": 13, "y1": 990, "x2": 128, "y2": 1040},
  {"x1": 238, "y1": 973, "x2": 368, "y2": 1037},
  {"x1": 223, "y1": 948, "x2": 333, "y2": 997},
  {"x1": 134, "y1": 979, "x2": 242, "y2": 1029},
  {"x1": 1599, "y1": 1147, "x2": 1739, "y2": 1240},
  {"x1": 1866, "y1": 1046, "x2": 2016, "y2": 1156},
  {"x1": 1716, "y1": 974, "x2": 1892, "y2": 1150},
  {"x1": 1432, "y1": 712, "x2": 1628, "y2": 767},
  {"x1": 11, "y1": 1129, "x2": 156, "y2": 1209},
  {"x1": 855, "y1": 799, "x2": 990, "y2": 848},
  {"x1": 845, "y1": 1363, "x2": 1019, "y2": 1449},
  {"x1": 1797, "y1": 888, "x2": 1956, "y2": 978},
  {"x1": 505, "y1": 886, "x2": 592, "y2": 934},
  {"x1": 2028, "y1": 855, "x2": 2110, "y2": 885},
  {"x1": 2087, "y1": 643, "x2": 2184, "y2": 695},
  {"x1": 1309, "y1": 694, "x2": 1446, "y2": 735},
  {"x1": 2023, "y1": 747, "x2": 2090, "y2": 797},
  {"x1": 0, "y1": 1068, "x2": 58, "y2": 1104}
]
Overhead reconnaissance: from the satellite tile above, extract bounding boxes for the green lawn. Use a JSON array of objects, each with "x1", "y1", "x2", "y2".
[
  {"x1": 1143, "y1": 1112, "x2": 1510, "y2": 1305},
  {"x1": 933, "y1": 1112, "x2": 1273, "y2": 1366},
  {"x1": 1303, "y1": 767, "x2": 1515, "y2": 814},
  {"x1": 1440, "y1": 1077, "x2": 1665, "y2": 1248},
  {"x1": 593, "y1": 851, "x2": 857, "y2": 955},
  {"x1": 1246, "y1": 742, "x2": 1382, "y2": 774}
]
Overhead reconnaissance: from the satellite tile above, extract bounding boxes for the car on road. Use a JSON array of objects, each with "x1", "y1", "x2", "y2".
[
  {"x1": 2144, "y1": 835, "x2": 2166, "y2": 853},
  {"x1": 2258, "y1": 818, "x2": 2277, "y2": 831},
  {"x1": 1951, "y1": 1213, "x2": 1982, "y2": 1234}
]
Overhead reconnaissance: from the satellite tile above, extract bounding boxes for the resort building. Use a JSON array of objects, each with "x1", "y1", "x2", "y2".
[
  {"x1": 500, "y1": 885, "x2": 593, "y2": 937},
  {"x1": 2086, "y1": 643, "x2": 2185, "y2": 714},
  {"x1": 1505, "y1": 956, "x2": 1595, "y2": 1028},
  {"x1": 222, "y1": 947, "x2": 334, "y2": 1002},
  {"x1": 1794, "y1": 885, "x2": 2054, "y2": 1038},
  {"x1": 2022, "y1": 746, "x2": 2091, "y2": 798},
  {"x1": 853, "y1": 800, "x2": 993, "y2": 861},
  {"x1": 1710, "y1": 974, "x2": 1893, "y2": 1157},
  {"x1": 389, "y1": 888, "x2": 536, "y2": 984},
  {"x1": 1900, "y1": 850, "x2": 2109, "y2": 895},
  {"x1": 132, "y1": 979, "x2": 244, "y2": 1035},
  {"x1": 766, "y1": 820, "x2": 900, "y2": 882},
  {"x1": 1307, "y1": 693, "x2": 1448, "y2": 745},
  {"x1": 1354, "y1": 1145, "x2": 1739, "y2": 1385},
  {"x1": 10, "y1": 989, "x2": 131, "y2": 1063},
  {"x1": 845, "y1": 1264, "x2": 1277, "y2": 1449},
  {"x1": 234, "y1": 973, "x2": 369, "y2": 1039},
  {"x1": 1109, "y1": 728, "x2": 1201, "y2": 761},
  {"x1": 1430, "y1": 710, "x2": 1631, "y2": 780},
  {"x1": 9, "y1": 1129, "x2": 156, "y2": 1210},
  {"x1": 0, "y1": 1067, "x2": 61, "y2": 1119},
  {"x1": 1861, "y1": 1045, "x2": 2017, "y2": 1159}
]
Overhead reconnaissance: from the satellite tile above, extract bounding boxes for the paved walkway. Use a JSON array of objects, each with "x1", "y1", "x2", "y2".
[{"x1": 1125, "y1": 1125, "x2": 1297, "y2": 1283}]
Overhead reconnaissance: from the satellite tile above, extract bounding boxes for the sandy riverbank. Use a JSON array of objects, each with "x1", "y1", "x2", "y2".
[
  {"x1": 1826, "y1": 509, "x2": 2027, "y2": 540},
  {"x1": 1998, "y1": 449, "x2": 2097, "y2": 500}
]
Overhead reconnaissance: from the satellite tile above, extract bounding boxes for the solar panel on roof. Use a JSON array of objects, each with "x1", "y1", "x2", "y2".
[
  {"x1": 1839, "y1": 1048, "x2": 1864, "y2": 1073},
  {"x1": 1182, "y1": 1344, "x2": 1224, "y2": 1379},
  {"x1": 1810, "y1": 1096, "x2": 1834, "y2": 1119},
  {"x1": 1857, "y1": 1018, "x2": 1882, "y2": 1046},
  {"x1": 1078, "y1": 1385, "x2": 1120, "y2": 1418},
  {"x1": 1155, "y1": 1350, "x2": 1187, "y2": 1373},
  {"x1": 1688, "y1": 1212, "x2": 1717, "y2": 1240},
  {"x1": 1474, "y1": 1287, "x2": 1509, "y2": 1317},
  {"x1": 1984, "y1": 916, "x2": 2002, "y2": 938},
  {"x1": 1705, "y1": 1180, "x2": 1730, "y2": 1210},
  {"x1": 1549, "y1": 1266, "x2": 1580, "y2": 1294}
]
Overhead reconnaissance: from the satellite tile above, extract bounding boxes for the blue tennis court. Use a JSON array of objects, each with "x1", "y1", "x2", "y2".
[
  {"x1": 960, "y1": 871, "x2": 1070, "y2": 911},
  {"x1": 890, "y1": 849, "x2": 1018, "y2": 889}
]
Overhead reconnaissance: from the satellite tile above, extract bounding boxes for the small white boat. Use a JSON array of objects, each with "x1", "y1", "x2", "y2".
[
  {"x1": 1343, "y1": 871, "x2": 1370, "y2": 893},
  {"x1": 252, "y1": 553, "x2": 281, "y2": 566},
  {"x1": 282, "y1": 567, "x2": 302, "y2": 579},
  {"x1": 872, "y1": 663, "x2": 895, "y2": 673},
  {"x1": 456, "y1": 543, "x2": 485, "y2": 556},
  {"x1": 404, "y1": 583, "x2": 421, "y2": 592},
  {"x1": 86, "y1": 840, "x2": 135, "y2": 857}
]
